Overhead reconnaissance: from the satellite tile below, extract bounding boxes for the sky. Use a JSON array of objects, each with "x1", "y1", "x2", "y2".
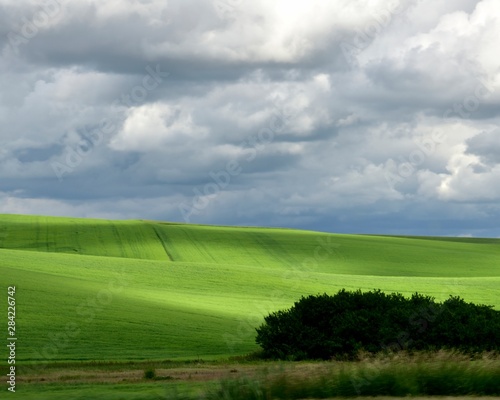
[{"x1": 1, "y1": 0, "x2": 499, "y2": 237}]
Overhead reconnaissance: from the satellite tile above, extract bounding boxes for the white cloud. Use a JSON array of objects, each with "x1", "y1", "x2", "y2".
[
  {"x1": 110, "y1": 103, "x2": 208, "y2": 152},
  {"x1": 435, "y1": 152, "x2": 500, "y2": 202}
]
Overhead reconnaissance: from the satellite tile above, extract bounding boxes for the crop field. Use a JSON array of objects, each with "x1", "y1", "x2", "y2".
[{"x1": 1, "y1": 213, "x2": 499, "y2": 398}]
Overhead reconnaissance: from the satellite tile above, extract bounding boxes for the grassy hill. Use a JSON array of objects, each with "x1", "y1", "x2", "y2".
[{"x1": 1, "y1": 214, "x2": 499, "y2": 363}]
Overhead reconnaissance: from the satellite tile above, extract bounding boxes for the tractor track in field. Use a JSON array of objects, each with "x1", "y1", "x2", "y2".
[{"x1": 150, "y1": 224, "x2": 174, "y2": 261}]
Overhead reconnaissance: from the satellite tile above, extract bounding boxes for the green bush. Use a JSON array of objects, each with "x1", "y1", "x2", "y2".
[
  {"x1": 143, "y1": 367, "x2": 156, "y2": 380},
  {"x1": 255, "y1": 289, "x2": 500, "y2": 360}
]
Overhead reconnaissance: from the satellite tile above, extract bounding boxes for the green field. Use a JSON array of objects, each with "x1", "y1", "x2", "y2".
[{"x1": 1, "y1": 213, "x2": 499, "y2": 366}]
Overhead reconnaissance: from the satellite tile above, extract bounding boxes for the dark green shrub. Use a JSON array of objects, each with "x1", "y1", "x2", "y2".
[
  {"x1": 143, "y1": 367, "x2": 156, "y2": 379},
  {"x1": 255, "y1": 289, "x2": 500, "y2": 360}
]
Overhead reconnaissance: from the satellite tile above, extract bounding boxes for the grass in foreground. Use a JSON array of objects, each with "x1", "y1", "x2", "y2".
[
  {"x1": 225, "y1": 352, "x2": 500, "y2": 399},
  {"x1": 9, "y1": 351, "x2": 500, "y2": 399}
]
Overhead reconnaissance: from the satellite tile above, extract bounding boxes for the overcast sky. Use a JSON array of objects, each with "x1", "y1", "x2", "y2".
[{"x1": 1, "y1": 0, "x2": 499, "y2": 237}]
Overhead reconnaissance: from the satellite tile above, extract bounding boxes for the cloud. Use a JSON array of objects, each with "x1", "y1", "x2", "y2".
[
  {"x1": 466, "y1": 129, "x2": 500, "y2": 164},
  {"x1": 1, "y1": 0, "x2": 500, "y2": 237},
  {"x1": 110, "y1": 103, "x2": 208, "y2": 152}
]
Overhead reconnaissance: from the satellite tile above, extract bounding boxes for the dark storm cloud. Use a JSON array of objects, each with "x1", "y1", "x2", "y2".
[
  {"x1": 466, "y1": 130, "x2": 500, "y2": 165},
  {"x1": 13, "y1": 143, "x2": 63, "y2": 163}
]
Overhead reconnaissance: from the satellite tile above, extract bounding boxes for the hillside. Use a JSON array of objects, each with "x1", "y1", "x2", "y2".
[{"x1": 1, "y1": 214, "x2": 499, "y2": 362}]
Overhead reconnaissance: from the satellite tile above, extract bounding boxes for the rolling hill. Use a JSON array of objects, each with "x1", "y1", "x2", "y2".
[{"x1": 1, "y1": 213, "x2": 499, "y2": 363}]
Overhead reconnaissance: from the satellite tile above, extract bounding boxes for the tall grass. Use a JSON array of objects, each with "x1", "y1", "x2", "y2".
[{"x1": 203, "y1": 351, "x2": 500, "y2": 399}]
